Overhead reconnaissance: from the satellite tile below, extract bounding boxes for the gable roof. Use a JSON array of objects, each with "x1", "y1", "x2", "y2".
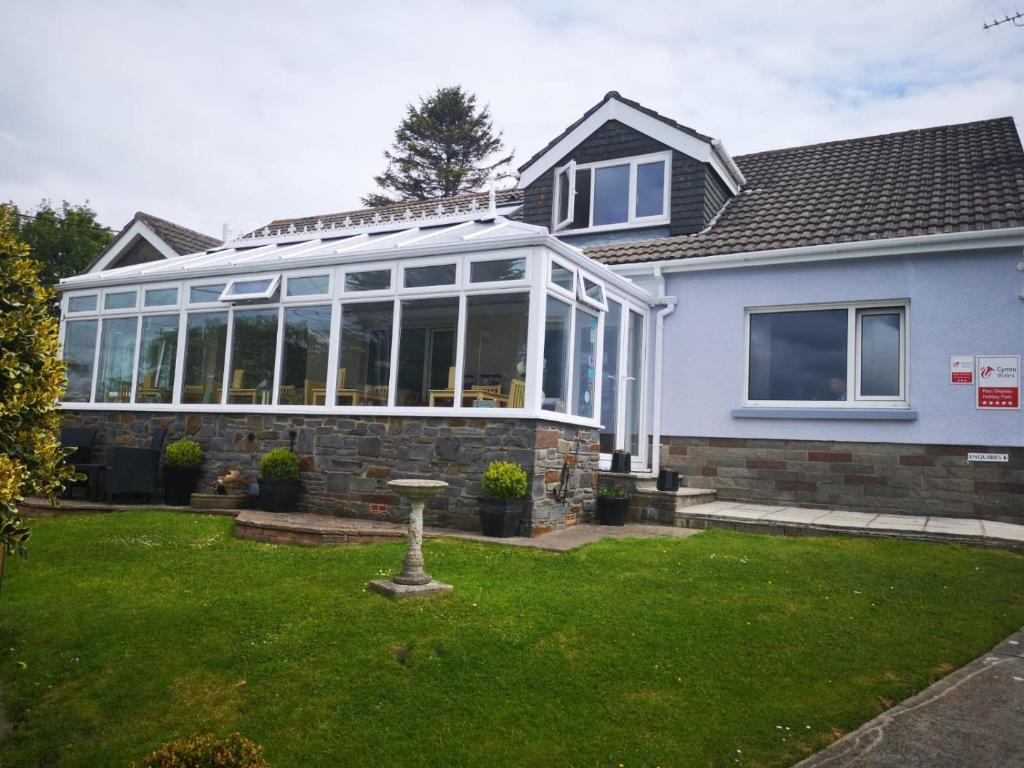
[
  {"x1": 516, "y1": 91, "x2": 745, "y2": 193},
  {"x1": 257, "y1": 188, "x2": 522, "y2": 236},
  {"x1": 87, "y1": 211, "x2": 222, "y2": 272},
  {"x1": 584, "y1": 117, "x2": 1024, "y2": 266}
]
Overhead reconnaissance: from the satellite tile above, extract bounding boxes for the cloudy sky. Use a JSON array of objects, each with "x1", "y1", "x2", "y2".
[{"x1": 2, "y1": 0, "x2": 1022, "y2": 239}]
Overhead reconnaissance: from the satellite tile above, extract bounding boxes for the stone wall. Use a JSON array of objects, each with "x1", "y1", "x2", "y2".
[
  {"x1": 659, "y1": 436, "x2": 1024, "y2": 523},
  {"x1": 61, "y1": 410, "x2": 598, "y2": 534}
]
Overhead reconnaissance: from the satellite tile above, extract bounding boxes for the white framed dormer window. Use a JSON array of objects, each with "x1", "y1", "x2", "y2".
[
  {"x1": 552, "y1": 151, "x2": 671, "y2": 234},
  {"x1": 219, "y1": 274, "x2": 281, "y2": 302},
  {"x1": 745, "y1": 302, "x2": 908, "y2": 408}
]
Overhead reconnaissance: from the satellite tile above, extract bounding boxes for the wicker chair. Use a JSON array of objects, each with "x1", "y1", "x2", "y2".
[
  {"x1": 104, "y1": 428, "x2": 168, "y2": 502},
  {"x1": 59, "y1": 427, "x2": 98, "y2": 499}
]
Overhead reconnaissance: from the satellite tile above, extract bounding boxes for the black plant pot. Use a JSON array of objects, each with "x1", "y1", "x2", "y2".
[
  {"x1": 163, "y1": 466, "x2": 201, "y2": 506},
  {"x1": 597, "y1": 496, "x2": 630, "y2": 526},
  {"x1": 610, "y1": 451, "x2": 632, "y2": 473},
  {"x1": 657, "y1": 469, "x2": 680, "y2": 492},
  {"x1": 259, "y1": 477, "x2": 301, "y2": 513},
  {"x1": 478, "y1": 498, "x2": 526, "y2": 538}
]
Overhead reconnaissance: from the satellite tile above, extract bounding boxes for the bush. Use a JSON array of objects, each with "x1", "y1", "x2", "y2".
[
  {"x1": 259, "y1": 448, "x2": 300, "y2": 480},
  {"x1": 481, "y1": 461, "x2": 527, "y2": 501},
  {"x1": 132, "y1": 732, "x2": 269, "y2": 768},
  {"x1": 164, "y1": 438, "x2": 202, "y2": 468},
  {"x1": 595, "y1": 484, "x2": 629, "y2": 500}
]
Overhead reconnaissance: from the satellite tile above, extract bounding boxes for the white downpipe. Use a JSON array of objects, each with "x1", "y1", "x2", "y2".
[{"x1": 649, "y1": 264, "x2": 677, "y2": 479}]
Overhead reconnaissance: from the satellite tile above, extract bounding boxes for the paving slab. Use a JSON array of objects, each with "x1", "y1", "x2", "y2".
[
  {"x1": 981, "y1": 522, "x2": 1024, "y2": 543},
  {"x1": 925, "y1": 517, "x2": 985, "y2": 537},
  {"x1": 796, "y1": 628, "x2": 1024, "y2": 768},
  {"x1": 814, "y1": 511, "x2": 880, "y2": 528},
  {"x1": 762, "y1": 508, "x2": 832, "y2": 524},
  {"x1": 867, "y1": 514, "x2": 929, "y2": 532}
]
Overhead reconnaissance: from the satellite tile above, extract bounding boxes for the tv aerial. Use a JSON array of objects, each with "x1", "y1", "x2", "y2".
[{"x1": 983, "y1": 11, "x2": 1023, "y2": 29}]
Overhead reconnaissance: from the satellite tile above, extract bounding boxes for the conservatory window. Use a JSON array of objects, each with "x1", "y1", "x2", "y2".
[
  {"x1": 624, "y1": 309, "x2": 645, "y2": 455},
  {"x1": 403, "y1": 263, "x2": 456, "y2": 289},
  {"x1": 469, "y1": 257, "x2": 526, "y2": 284},
  {"x1": 461, "y1": 293, "x2": 530, "y2": 408},
  {"x1": 285, "y1": 274, "x2": 330, "y2": 298},
  {"x1": 578, "y1": 276, "x2": 607, "y2": 311},
  {"x1": 144, "y1": 287, "x2": 178, "y2": 307},
  {"x1": 189, "y1": 284, "x2": 226, "y2": 304},
  {"x1": 182, "y1": 312, "x2": 227, "y2": 404},
  {"x1": 549, "y1": 261, "x2": 575, "y2": 294},
  {"x1": 94, "y1": 317, "x2": 138, "y2": 403},
  {"x1": 67, "y1": 295, "x2": 97, "y2": 313},
  {"x1": 279, "y1": 305, "x2": 331, "y2": 405},
  {"x1": 134, "y1": 314, "x2": 179, "y2": 404},
  {"x1": 337, "y1": 301, "x2": 393, "y2": 406},
  {"x1": 542, "y1": 297, "x2": 572, "y2": 413},
  {"x1": 599, "y1": 301, "x2": 622, "y2": 452},
  {"x1": 104, "y1": 291, "x2": 137, "y2": 311},
  {"x1": 62, "y1": 319, "x2": 98, "y2": 402},
  {"x1": 220, "y1": 275, "x2": 280, "y2": 302},
  {"x1": 572, "y1": 308, "x2": 599, "y2": 418},
  {"x1": 398, "y1": 297, "x2": 459, "y2": 407},
  {"x1": 226, "y1": 308, "x2": 279, "y2": 404},
  {"x1": 344, "y1": 269, "x2": 391, "y2": 293}
]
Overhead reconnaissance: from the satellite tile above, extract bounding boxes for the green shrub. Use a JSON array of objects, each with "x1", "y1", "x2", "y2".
[
  {"x1": 132, "y1": 732, "x2": 269, "y2": 768},
  {"x1": 595, "y1": 484, "x2": 629, "y2": 500},
  {"x1": 259, "y1": 448, "x2": 300, "y2": 480},
  {"x1": 164, "y1": 438, "x2": 202, "y2": 468},
  {"x1": 481, "y1": 460, "x2": 528, "y2": 501}
]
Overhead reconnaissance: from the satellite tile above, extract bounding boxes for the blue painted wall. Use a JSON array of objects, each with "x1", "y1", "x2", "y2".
[{"x1": 659, "y1": 248, "x2": 1024, "y2": 446}]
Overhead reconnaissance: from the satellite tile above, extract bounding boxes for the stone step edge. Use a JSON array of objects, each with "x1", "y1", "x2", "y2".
[{"x1": 676, "y1": 511, "x2": 1024, "y2": 552}]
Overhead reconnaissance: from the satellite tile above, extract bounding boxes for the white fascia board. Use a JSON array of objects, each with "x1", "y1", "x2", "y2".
[
  {"x1": 607, "y1": 226, "x2": 1024, "y2": 277},
  {"x1": 518, "y1": 98, "x2": 742, "y2": 194},
  {"x1": 88, "y1": 219, "x2": 179, "y2": 272}
]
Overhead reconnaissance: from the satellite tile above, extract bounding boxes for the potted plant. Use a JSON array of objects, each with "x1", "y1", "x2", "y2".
[
  {"x1": 259, "y1": 448, "x2": 301, "y2": 513},
  {"x1": 595, "y1": 484, "x2": 630, "y2": 526},
  {"x1": 478, "y1": 460, "x2": 528, "y2": 537},
  {"x1": 163, "y1": 438, "x2": 202, "y2": 506}
]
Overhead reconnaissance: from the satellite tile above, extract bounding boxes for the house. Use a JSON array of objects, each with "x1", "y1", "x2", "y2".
[
  {"x1": 56, "y1": 92, "x2": 1024, "y2": 530},
  {"x1": 87, "y1": 211, "x2": 222, "y2": 272}
]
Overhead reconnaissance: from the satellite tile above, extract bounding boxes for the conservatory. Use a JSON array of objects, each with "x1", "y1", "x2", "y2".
[{"x1": 58, "y1": 211, "x2": 657, "y2": 471}]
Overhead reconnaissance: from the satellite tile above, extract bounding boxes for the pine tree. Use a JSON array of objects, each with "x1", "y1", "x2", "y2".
[{"x1": 362, "y1": 86, "x2": 513, "y2": 207}]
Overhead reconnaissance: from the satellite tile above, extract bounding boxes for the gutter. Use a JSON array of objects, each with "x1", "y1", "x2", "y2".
[
  {"x1": 649, "y1": 265, "x2": 677, "y2": 479},
  {"x1": 710, "y1": 138, "x2": 746, "y2": 188},
  {"x1": 609, "y1": 226, "x2": 1024, "y2": 277}
]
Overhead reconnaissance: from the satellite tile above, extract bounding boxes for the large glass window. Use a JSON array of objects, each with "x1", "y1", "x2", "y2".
[
  {"x1": 554, "y1": 154, "x2": 669, "y2": 231},
  {"x1": 338, "y1": 302, "x2": 393, "y2": 407},
  {"x1": 747, "y1": 305, "x2": 906, "y2": 404},
  {"x1": 600, "y1": 301, "x2": 622, "y2": 452},
  {"x1": 625, "y1": 310, "x2": 644, "y2": 456},
  {"x1": 135, "y1": 314, "x2": 179, "y2": 404},
  {"x1": 94, "y1": 317, "x2": 138, "y2": 403},
  {"x1": 182, "y1": 312, "x2": 227, "y2": 404},
  {"x1": 593, "y1": 164, "x2": 630, "y2": 226},
  {"x1": 279, "y1": 305, "x2": 331, "y2": 405},
  {"x1": 398, "y1": 298, "x2": 458, "y2": 407},
  {"x1": 144, "y1": 288, "x2": 178, "y2": 307},
  {"x1": 542, "y1": 297, "x2": 572, "y2": 413},
  {"x1": 63, "y1": 319, "x2": 98, "y2": 402},
  {"x1": 227, "y1": 309, "x2": 279, "y2": 404},
  {"x1": 286, "y1": 275, "x2": 329, "y2": 297},
  {"x1": 462, "y1": 293, "x2": 529, "y2": 408},
  {"x1": 189, "y1": 284, "x2": 225, "y2": 304},
  {"x1": 573, "y1": 308, "x2": 599, "y2": 418}
]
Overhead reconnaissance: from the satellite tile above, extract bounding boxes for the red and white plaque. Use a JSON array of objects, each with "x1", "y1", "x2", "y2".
[
  {"x1": 950, "y1": 355, "x2": 974, "y2": 384},
  {"x1": 976, "y1": 355, "x2": 1020, "y2": 409}
]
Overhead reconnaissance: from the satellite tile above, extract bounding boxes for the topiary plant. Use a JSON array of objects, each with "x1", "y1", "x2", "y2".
[
  {"x1": 259, "y1": 448, "x2": 300, "y2": 480},
  {"x1": 481, "y1": 460, "x2": 528, "y2": 501},
  {"x1": 164, "y1": 438, "x2": 202, "y2": 468},
  {"x1": 132, "y1": 732, "x2": 269, "y2": 768}
]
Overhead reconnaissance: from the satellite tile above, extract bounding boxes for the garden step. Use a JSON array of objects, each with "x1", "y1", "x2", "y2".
[{"x1": 234, "y1": 510, "x2": 410, "y2": 546}]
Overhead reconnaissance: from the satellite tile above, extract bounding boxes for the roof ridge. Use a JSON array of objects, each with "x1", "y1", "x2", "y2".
[{"x1": 734, "y1": 116, "x2": 1019, "y2": 160}]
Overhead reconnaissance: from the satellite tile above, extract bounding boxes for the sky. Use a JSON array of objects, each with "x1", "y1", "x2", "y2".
[{"x1": 2, "y1": 0, "x2": 1023, "y2": 239}]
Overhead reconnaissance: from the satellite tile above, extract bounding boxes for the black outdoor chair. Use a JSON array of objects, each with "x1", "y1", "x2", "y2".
[
  {"x1": 59, "y1": 427, "x2": 98, "y2": 499},
  {"x1": 104, "y1": 428, "x2": 168, "y2": 503}
]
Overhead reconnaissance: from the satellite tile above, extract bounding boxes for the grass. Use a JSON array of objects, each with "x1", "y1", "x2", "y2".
[{"x1": 0, "y1": 512, "x2": 1022, "y2": 768}]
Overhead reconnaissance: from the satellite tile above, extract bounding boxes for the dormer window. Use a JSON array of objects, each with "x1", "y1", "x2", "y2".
[{"x1": 553, "y1": 151, "x2": 671, "y2": 233}]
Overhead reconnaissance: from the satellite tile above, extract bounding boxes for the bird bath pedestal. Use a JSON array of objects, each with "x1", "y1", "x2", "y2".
[{"x1": 368, "y1": 479, "x2": 453, "y2": 599}]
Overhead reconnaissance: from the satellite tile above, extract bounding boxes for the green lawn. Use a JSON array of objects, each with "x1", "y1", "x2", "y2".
[{"x1": 0, "y1": 512, "x2": 1022, "y2": 767}]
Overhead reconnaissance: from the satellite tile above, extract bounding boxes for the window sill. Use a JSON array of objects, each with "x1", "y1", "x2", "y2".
[
  {"x1": 555, "y1": 220, "x2": 669, "y2": 237},
  {"x1": 731, "y1": 407, "x2": 918, "y2": 421}
]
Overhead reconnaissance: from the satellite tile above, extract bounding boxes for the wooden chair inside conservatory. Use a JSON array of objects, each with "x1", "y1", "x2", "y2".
[
  {"x1": 507, "y1": 378, "x2": 525, "y2": 408},
  {"x1": 228, "y1": 368, "x2": 257, "y2": 404},
  {"x1": 427, "y1": 367, "x2": 458, "y2": 407}
]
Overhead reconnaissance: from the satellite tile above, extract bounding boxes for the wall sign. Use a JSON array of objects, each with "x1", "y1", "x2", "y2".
[
  {"x1": 950, "y1": 355, "x2": 974, "y2": 384},
  {"x1": 976, "y1": 354, "x2": 1020, "y2": 409},
  {"x1": 968, "y1": 452, "x2": 1009, "y2": 463}
]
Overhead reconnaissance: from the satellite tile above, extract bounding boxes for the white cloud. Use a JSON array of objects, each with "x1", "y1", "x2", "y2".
[{"x1": 1, "y1": 0, "x2": 1021, "y2": 238}]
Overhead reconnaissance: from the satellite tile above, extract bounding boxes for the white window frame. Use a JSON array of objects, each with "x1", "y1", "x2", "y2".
[
  {"x1": 552, "y1": 160, "x2": 576, "y2": 232},
  {"x1": 743, "y1": 301, "x2": 910, "y2": 409},
  {"x1": 398, "y1": 256, "x2": 460, "y2": 295},
  {"x1": 339, "y1": 263, "x2": 395, "y2": 297},
  {"x1": 187, "y1": 280, "x2": 229, "y2": 306},
  {"x1": 283, "y1": 270, "x2": 333, "y2": 301},
  {"x1": 552, "y1": 151, "x2": 672, "y2": 235},
  {"x1": 66, "y1": 292, "x2": 98, "y2": 315},
  {"x1": 464, "y1": 250, "x2": 531, "y2": 291},
  {"x1": 142, "y1": 284, "x2": 180, "y2": 310},
  {"x1": 577, "y1": 274, "x2": 608, "y2": 312},
  {"x1": 101, "y1": 288, "x2": 139, "y2": 313},
  {"x1": 219, "y1": 274, "x2": 281, "y2": 303},
  {"x1": 547, "y1": 256, "x2": 577, "y2": 301}
]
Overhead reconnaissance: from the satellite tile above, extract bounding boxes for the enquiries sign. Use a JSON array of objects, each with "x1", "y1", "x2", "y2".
[{"x1": 976, "y1": 355, "x2": 1020, "y2": 409}]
